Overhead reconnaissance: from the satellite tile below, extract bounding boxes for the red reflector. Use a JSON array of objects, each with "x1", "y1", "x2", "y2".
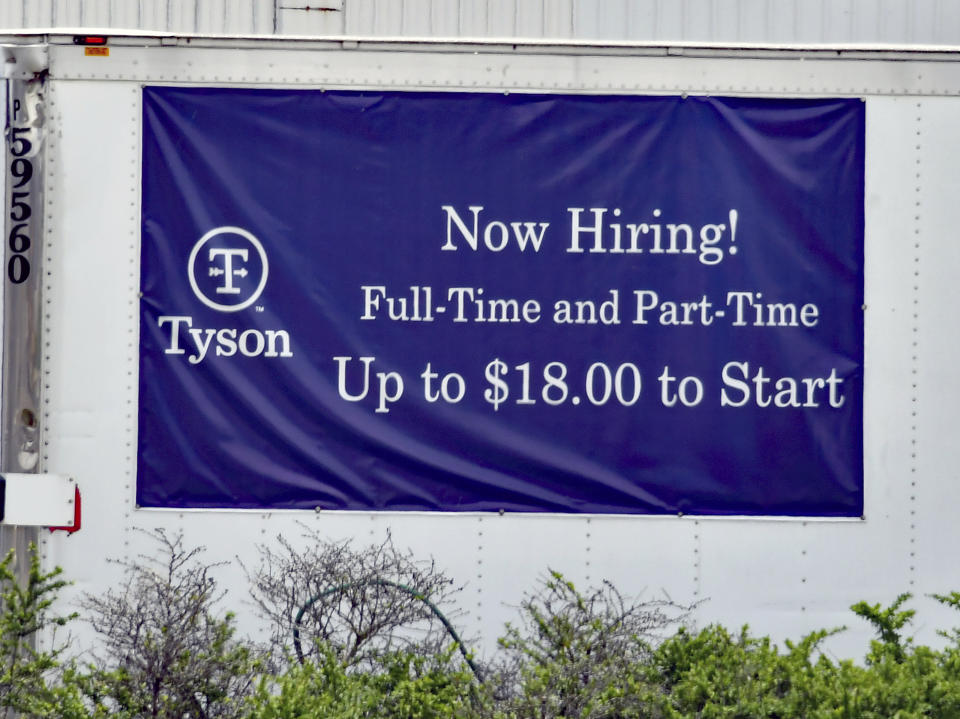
[
  {"x1": 49, "y1": 486, "x2": 81, "y2": 535},
  {"x1": 74, "y1": 35, "x2": 108, "y2": 46}
]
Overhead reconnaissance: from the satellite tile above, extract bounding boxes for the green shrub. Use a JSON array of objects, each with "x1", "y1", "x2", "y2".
[
  {"x1": 246, "y1": 643, "x2": 480, "y2": 719},
  {"x1": 0, "y1": 543, "x2": 80, "y2": 719},
  {"x1": 647, "y1": 593, "x2": 960, "y2": 719},
  {"x1": 648, "y1": 624, "x2": 856, "y2": 718},
  {"x1": 14, "y1": 534, "x2": 960, "y2": 719}
]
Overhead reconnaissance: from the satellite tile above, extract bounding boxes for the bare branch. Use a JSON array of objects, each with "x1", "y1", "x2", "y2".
[
  {"x1": 82, "y1": 528, "x2": 261, "y2": 719},
  {"x1": 243, "y1": 525, "x2": 468, "y2": 672}
]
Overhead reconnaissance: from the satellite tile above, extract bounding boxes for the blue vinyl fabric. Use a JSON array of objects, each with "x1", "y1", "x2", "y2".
[{"x1": 138, "y1": 87, "x2": 864, "y2": 515}]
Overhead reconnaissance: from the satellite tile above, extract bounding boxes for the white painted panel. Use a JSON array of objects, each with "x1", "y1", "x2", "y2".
[
  {"x1": 684, "y1": 0, "x2": 715, "y2": 42},
  {"x1": 543, "y1": 0, "x2": 573, "y2": 38},
  {"x1": 656, "y1": 0, "x2": 684, "y2": 41},
  {"x1": 222, "y1": 0, "x2": 245, "y2": 34},
  {"x1": 877, "y1": 0, "x2": 908, "y2": 43},
  {"x1": 3, "y1": 0, "x2": 960, "y2": 45},
  {"x1": 790, "y1": 521, "x2": 909, "y2": 656},
  {"x1": 852, "y1": 0, "x2": 881, "y2": 41},
  {"x1": 570, "y1": 0, "x2": 596, "y2": 40},
  {"x1": 430, "y1": 0, "x2": 461, "y2": 37},
  {"x1": 344, "y1": 0, "x2": 374, "y2": 35},
  {"x1": 734, "y1": 0, "x2": 766, "y2": 42},
  {"x1": 585, "y1": 516, "x2": 697, "y2": 602},
  {"x1": 622, "y1": 0, "x2": 656, "y2": 41},
  {"x1": 198, "y1": 0, "x2": 227, "y2": 35},
  {"x1": 915, "y1": 97, "x2": 960, "y2": 635},
  {"x1": 711, "y1": 0, "x2": 741, "y2": 42},
  {"x1": 81, "y1": 0, "x2": 108, "y2": 26},
  {"x1": 768, "y1": 0, "x2": 799, "y2": 43},
  {"x1": 53, "y1": 0, "x2": 81, "y2": 27},
  {"x1": 515, "y1": 0, "x2": 544, "y2": 39},
  {"x1": 476, "y1": 516, "x2": 590, "y2": 647},
  {"x1": 43, "y1": 44, "x2": 949, "y2": 98},
  {"x1": 911, "y1": 60, "x2": 960, "y2": 97},
  {"x1": 279, "y1": 8, "x2": 345, "y2": 35},
  {"x1": 0, "y1": 4, "x2": 19, "y2": 29},
  {"x1": 139, "y1": 0, "x2": 167, "y2": 32},
  {"x1": 485, "y1": 0, "x2": 517, "y2": 37},
  {"x1": 167, "y1": 0, "x2": 194, "y2": 33},
  {"x1": 40, "y1": 78, "x2": 144, "y2": 643},
  {"x1": 852, "y1": 97, "x2": 918, "y2": 651},
  {"x1": 32, "y1": 43, "x2": 960, "y2": 662},
  {"x1": 25, "y1": 0, "x2": 53, "y2": 28},
  {"x1": 862, "y1": 100, "x2": 917, "y2": 511},
  {"x1": 456, "y1": 0, "x2": 486, "y2": 36},
  {"x1": 824, "y1": 0, "x2": 856, "y2": 43},
  {"x1": 592, "y1": 0, "x2": 628, "y2": 40},
  {"x1": 936, "y1": 0, "x2": 960, "y2": 45},
  {"x1": 926, "y1": 0, "x2": 944, "y2": 43},
  {"x1": 398, "y1": 0, "x2": 430, "y2": 36},
  {"x1": 695, "y1": 521, "x2": 811, "y2": 638},
  {"x1": 369, "y1": 0, "x2": 403, "y2": 36},
  {"x1": 111, "y1": 0, "x2": 142, "y2": 30},
  {"x1": 253, "y1": 0, "x2": 274, "y2": 34},
  {"x1": 793, "y1": 0, "x2": 824, "y2": 44}
]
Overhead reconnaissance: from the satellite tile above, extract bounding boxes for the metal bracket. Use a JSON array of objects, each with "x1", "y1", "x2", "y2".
[{"x1": 0, "y1": 473, "x2": 76, "y2": 527}]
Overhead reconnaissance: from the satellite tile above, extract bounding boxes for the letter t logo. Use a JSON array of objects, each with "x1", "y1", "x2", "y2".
[{"x1": 208, "y1": 248, "x2": 249, "y2": 295}]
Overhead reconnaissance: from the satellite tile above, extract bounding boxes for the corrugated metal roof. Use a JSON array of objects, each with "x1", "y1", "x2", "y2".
[{"x1": 2, "y1": 0, "x2": 960, "y2": 46}]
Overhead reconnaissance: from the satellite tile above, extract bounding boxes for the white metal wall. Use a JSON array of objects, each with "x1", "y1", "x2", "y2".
[
  {"x1": 3, "y1": 0, "x2": 960, "y2": 46},
  {"x1": 30, "y1": 40, "x2": 960, "y2": 661}
]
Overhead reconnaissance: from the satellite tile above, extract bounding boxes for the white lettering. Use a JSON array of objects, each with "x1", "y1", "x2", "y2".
[
  {"x1": 484, "y1": 220, "x2": 509, "y2": 251},
  {"x1": 721, "y1": 361, "x2": 845, "y2": 408},
  {"x1": 567, "y1": 207, "x2": 605, "y2": 253},
  {"x1": 158, "y1": 316, "x2": 191, "y2": 355},
  {"x1": 510, "y1": 221, "x2": 549, "y2": 252},
  {"x1": 187, "y1": 327, "x2": 216, "y2": 365},
  {"x1": 361, "y1": 286, "x2": 387, "y2": 320},
  {"x1": 239, "y1": 329, "x2": 265, "y2": 357},
  {"x1": 334, "y1": 356, "x2": 374, "y2": 401},
  {"x1": 441, "y1": 206, "x2": 548, "y2": 252},
  {"x1": 440, "y1": 205, "x2": 482, "y2": 251},
  {"x1": 264, "y1": 330, "x2": 293, "y2": 358},
  {"x1": 216, "y1": 328, "x2": 237, "y2": 357},
  {"x1": 157, "y1": 316, "x2": 293, "y2": 363}
]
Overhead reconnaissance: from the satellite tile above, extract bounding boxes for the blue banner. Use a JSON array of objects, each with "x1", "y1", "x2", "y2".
[{"x1": 138, "y1": 87, "x2": 864, "y2": 516}]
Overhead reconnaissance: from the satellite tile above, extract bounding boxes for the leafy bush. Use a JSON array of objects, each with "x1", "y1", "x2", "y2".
[
  {"x1": 246, "y1": 643, "x2": 480, "y2": 719},
  {"x1": 16, "y1": 531, "x2": 960, "y2": 719},
  {"x1": 0, "y1": 544, "x2": 77, "y2": 718},
  {"x1": 649, "y1": 624, "x2": 856, "y2": 718},
  {"x1": 647, "y1": 593, "x2": 960, "y2": 719}
]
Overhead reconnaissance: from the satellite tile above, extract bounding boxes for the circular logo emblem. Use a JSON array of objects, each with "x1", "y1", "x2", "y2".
[{"x1": 188, "y1": 226, "x2": 269, "y2": 312}]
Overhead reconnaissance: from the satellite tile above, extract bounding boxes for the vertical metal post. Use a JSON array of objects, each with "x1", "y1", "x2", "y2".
[{"x1": 0, "y1": 58, "x2": 47, "y2": 588}]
